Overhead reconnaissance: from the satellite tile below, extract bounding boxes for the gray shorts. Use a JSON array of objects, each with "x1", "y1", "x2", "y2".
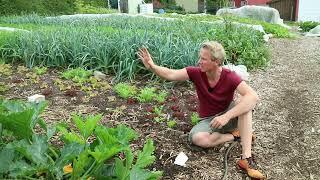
[{"x1": 188, "y1": 103, "x2": 238, "y2": 143}]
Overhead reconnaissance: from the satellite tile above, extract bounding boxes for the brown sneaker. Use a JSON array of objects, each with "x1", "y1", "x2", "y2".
[
  {"x1": 237, "y1": 157, "x2": 266, "y2": 179},
  {"x1": 231, "y1": 130, "x2": 256, "y2": 143}
]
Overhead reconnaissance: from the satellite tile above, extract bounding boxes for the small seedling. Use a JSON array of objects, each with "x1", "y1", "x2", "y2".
[
  {"x1": 33, "y1": 66, "x2": 48, "y2": 75},
  {"x1": 0, "y1": 64, "x2": 12, "y2": 76},
  {"x1": 54, "y1": 78, "x2": 70, "y2": 91},
  {"x1": 0, "y1": 83, "x2": 9, "y2": 93},
  {"x1": 113, "y1": 83, "x2": 137, "y2": 99},
  {"x1": 17, "y1": 66, "x2": 29, "y2": 73},
  {"x1": 26, "y1": 72, "x2": 39, "y2": 83},
  {"x1": 155, "y1": 90, "x2": 168, "y2": 103},
  {"x1": 61, "y1": 68, "x2": 92, "y2": 84},
  {"x1": 154, "y1": 116, "x2": 165, "y2": 123},
  {"x1": 191, "y1": 112, "x2": 200, "y2": 125},
  {"x1": 154, "y1": 105, "x2": 164, "y2": 116},
  {"x1": 167, "y1": 120, "x2": 177, "y2": 128},
  {"x1": 137, "y1": 87, "x2": 157, "y2": 103}
]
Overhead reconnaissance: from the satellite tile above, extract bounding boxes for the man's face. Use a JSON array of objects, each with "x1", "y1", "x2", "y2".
[{"x1": 198, "y1": 48, "x2": 217, "y2": 72}]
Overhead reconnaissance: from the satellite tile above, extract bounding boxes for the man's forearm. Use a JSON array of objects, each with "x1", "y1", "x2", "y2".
[
  {"x1": 224, "y1": 95, "x2": 258, "y2": 119},
  {"x1": 150, "y1": 64, "x2": 174, "y2": 80}
]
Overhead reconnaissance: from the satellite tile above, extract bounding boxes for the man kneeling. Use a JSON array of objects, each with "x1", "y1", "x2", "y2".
[{"x1": 138, "y1": 41, "x2": 265, "y2": 179}]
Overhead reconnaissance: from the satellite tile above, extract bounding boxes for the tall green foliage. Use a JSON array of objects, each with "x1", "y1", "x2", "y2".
[
  {"x1": 208, "y1": 22, "x2": 270, "y2": 69},
  {"x1": 0, "y1": 0, "x2": 76, "y2": 15},
  {"x1": 299, "y1": 21, "x2": 320, "y2": 32},
  {"x1": 0, "y1": 15, "x2": 270, "y2": 80}
]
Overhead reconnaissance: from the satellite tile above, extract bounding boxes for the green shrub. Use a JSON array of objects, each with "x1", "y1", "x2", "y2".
[
  {"x1": 75, "y1": 0, "x2": 117, "y2": 14},
  {"x1": 154, "y1": 105, "x2": 164, "y2": 117},
  {"x1": 223, "y1": 15, "x2": 292, "y2": 38},
  {"x1": 0, "y1": 0, "x2": 76, "y2": 15},
  {"x1": 0, "y1": 64, "x2": 12, "y2": 76},
  {"x1": 208, "y1": 22, "x2": 270, "y2": 69},
  {"x1": 82, "y1": 0, "x2": 107, "y2": 7},
  {"x1": 299, "y1": 21, "x2": 320, "y2": 32}
]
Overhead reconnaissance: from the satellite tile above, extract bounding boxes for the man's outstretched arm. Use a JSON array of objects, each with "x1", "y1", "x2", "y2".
[{"x1": 137, "y1": 47, "x2": 189, "y2": 81}]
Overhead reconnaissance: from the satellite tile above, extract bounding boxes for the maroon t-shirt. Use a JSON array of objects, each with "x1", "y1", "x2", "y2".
[{"x1": 186, "y1": 66, "x2": 242, "y2": 118}]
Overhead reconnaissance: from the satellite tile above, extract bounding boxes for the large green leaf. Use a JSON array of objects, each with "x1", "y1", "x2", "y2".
[
  {"x1": 27, "y1": 134, "x2": 49, "y2": 165},
  {"x1": 8, "y1": 139, "x2": 31, "y2": 161},
  {"x1": 0, "y1": 108, "x2": 34, "y2": 139},
  {"x1": 72, "y1": 149, "x2": 92, "y2": 179},
  {"x1": 55, "y1": 142, "x2": 84, "y2": 167},
  {"x1": 89, "y1": 144, "x2": 122, "y2": 164},
  {"x1": 113, "y1": 140, "x2": 162, "y2": 180},
  {"x1": 135, "y1": 139, "x2": 156, "y2": 169},
  {"x1": 0, "y1": 100, "x2": 47, "y2": 139},
  {"x1": 72, "y1": 114, "x2": 102, "y2": 140},
  {"x1": 8, "y1": 160, "x2": 37, "y2": 178},
  {"x1": 56, "y1": 124, "x2": 85, "y2": 144},
  {"x1": 95, "y1": 125, "x2": 137, "y2": 147},
  {"x1": 53, "y1": 142, "x2": 84, "y2": 179},
  {"x1": 0, "y1": 147, "x2": 15, "y2": 173},
  {"x1": 7, "y1": 135, "x2": 49, "y2": 166},
  {"x1": 115, "y1": 124, "x2": 138, "y2": 146},
  {"x1": 94, "y1": 126, "x2": 118, "y2": 146},
  {"x1": 129, "y1": 167, "x2": 162, "y2": 180},
  {"x1": 115, "y1": 150, "x2": 133, "y2": 180}
]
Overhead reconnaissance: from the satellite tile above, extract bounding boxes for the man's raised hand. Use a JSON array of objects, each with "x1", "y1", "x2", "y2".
[{"x1": 137, "y1": 47, "x2": 154, "y2": 70}]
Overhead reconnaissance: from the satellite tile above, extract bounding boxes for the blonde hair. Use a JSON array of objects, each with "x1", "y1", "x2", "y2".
[{"x1": 201, "y1": 41, "x2": 226, "y2": 65}]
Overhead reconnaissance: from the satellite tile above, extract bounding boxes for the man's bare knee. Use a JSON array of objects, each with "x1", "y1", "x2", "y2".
[
  {"x1": 192, "y1": 132, "x2": 221, "y2": 148},
  {"x1": 192, "y1": 132, "x2": 212, "y2": 148}
]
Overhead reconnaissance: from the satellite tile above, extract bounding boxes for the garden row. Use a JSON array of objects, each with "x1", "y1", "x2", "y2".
[
  {"x1": 0, "y1": 63, "x2": 200, "y2": 129},
  {"x1": 0, "y1": 14, "x2": 269, "y2": 81}
]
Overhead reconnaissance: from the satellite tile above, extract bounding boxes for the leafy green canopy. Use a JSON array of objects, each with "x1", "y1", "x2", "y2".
[
  {"x1": 0, "y1": 15, "x2": 270, "y2": 81},
  {"x1": 0, "y1": 100, "x2": 162, "y2": 179}
]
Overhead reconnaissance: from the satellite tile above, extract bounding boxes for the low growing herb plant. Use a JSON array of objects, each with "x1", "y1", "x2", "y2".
[
  {"x1": 167, "y1": 120, "x2": 177, "y2": 128},
  {"x1": 137, "y1": 87, "x2": 157, "y2": 103},
  {"x1": 113, "y1": 82, "x2": 137, "y2": 99},
  {"x1": 155, "y1": 90, "x2": 168, "y2": 103},
  {"x1": 154, "y1": 105, "x2": 164, "y2": 117},
  {"x1": 61, "y1": 68, "x2": 93, "y2": 84},
  {"x1": 0, "y1": 63, "x2": 12, "y2": 76},
  {"x1": 0, "y1": 83, "x2": 9, "y2": 94},
  {"x1": 191, "y1": 112, "x2": 200, "y2": 125},
  {"x1": 33, "y1": 66, "x2": 48, "y2": 75}
]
